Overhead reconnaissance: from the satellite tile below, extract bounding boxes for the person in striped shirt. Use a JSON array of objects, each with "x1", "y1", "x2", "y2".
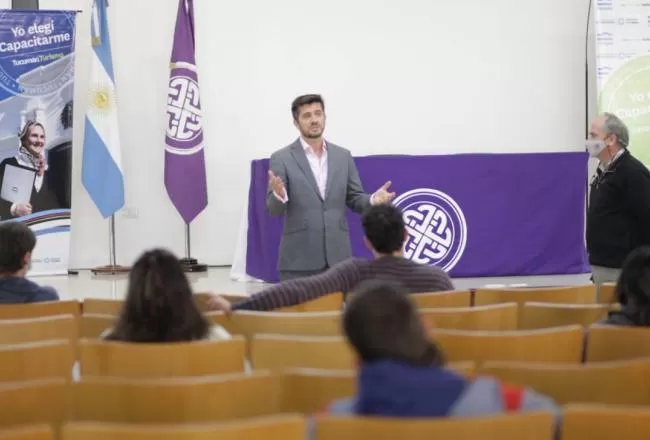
[{"x1": 207, "y1": 204, "x2": 454, "y2": 313}]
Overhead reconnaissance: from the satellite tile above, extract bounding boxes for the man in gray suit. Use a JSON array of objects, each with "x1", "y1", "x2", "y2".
[{"x1": 267, "y1": 94, "x2": 395, "y2": 281}]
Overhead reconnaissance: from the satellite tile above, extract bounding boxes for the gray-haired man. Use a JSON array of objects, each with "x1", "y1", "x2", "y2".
[{"x1": 586, "y1": 112, "x2": 650, "y2": 285}]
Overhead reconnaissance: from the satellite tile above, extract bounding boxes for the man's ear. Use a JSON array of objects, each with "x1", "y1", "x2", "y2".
[
  {"x1": 23, "y1": 251, "x2": 31, "y2": 268},
  {"x1": 363, "y1": 236, "x2": 372, "y2": 252}
]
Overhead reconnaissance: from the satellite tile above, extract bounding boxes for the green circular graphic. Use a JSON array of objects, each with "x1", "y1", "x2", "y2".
[{"x1": 599, "y1": 54, "x2": 650, "y2": 168}]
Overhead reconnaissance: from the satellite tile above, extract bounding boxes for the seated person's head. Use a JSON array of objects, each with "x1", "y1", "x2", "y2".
[
  {"x1": 616, "y1": 246, "x2": 650, "y2": 324},
  {"x1": 105, "y1": 248, "x2": 210, "y2": 343},
  {"x1": 0, "y1": 221, "x2": 36, "y2": 277},
  {"x1": 362, "y1": 204, "x2": 407, "y2": 257},
  {"x1": 343, "y1": 279, "x2": 444, "y2": 367}
]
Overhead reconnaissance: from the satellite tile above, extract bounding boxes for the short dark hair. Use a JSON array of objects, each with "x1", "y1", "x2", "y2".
[
  {"x1": 0, "y1": 221, "x2": 36, "y2": 274},
  {"x1": 291, "y1": 94, "x2": 324, "y2": 121},
  {"x1": 615, "y1": 246, "x2": 650, "y2": 324},
  {"x1": 105, "y1": 248, "x2": 210, "y2": 343},
  {"x1": 343, "y1": 279, "x2": 445, "y2": 367},
  {"x1": 362, "y1": 204, "x2": 406, "y2": 254}
]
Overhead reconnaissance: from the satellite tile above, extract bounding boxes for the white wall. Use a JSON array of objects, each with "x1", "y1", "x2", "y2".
[{"x1": 39, "y1": 0, "x2": 590, "y2": 268}]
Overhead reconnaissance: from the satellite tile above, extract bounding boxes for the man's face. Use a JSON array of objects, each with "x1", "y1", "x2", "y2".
[
  {"x1": 587, "y1": 116, "x2": 615, "y2": 160},
  {"x1": 294, "y1": 103, "x2": 325, "y2": 139},
  {"x1": 24, "y1": 125, "x2": 45, "y2": 156}
]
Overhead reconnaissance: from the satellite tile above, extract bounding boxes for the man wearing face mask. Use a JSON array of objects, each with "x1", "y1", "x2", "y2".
[{"x1": 586, "y1": 112, "x2": 650, "y2": 285}]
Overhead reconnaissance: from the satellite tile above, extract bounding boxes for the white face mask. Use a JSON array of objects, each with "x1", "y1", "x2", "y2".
[{"x1": 585, "y1": 139, "x2": 607, "y2": 158}]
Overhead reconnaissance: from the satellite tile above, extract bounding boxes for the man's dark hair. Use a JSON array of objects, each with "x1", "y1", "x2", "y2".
[
  {"x1": 0, "y1": 221, "x2": 36, "y2": 274},
  {"x1": 344, "y1": 279, "x2": 445, "y2": 367},
  {"x1": 362, "y1": 204, "x2": 406, "y2": 254},
  {"x1": 291, "y1": 94, "x2": 324, "y2": 121}
]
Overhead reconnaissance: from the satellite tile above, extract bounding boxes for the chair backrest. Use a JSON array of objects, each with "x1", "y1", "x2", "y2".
[
  {"x1": 251, "y1": 334, "x2": 355, "y2": 371},
  {"x1": 480, "y1": 358, "x2": 650, "y2": 405},
  {"x1": 79, "y1": 314, "x2": 115, "y2": 339},
  {"x1": 79, "y1": 337, "x2": 246, "y2": 378},
  {"x1": 420, "y1": 303, "x2": 517, "y2": 331},
  {"x1": 409, "y1": 290, "x2": 472, "y2": 308},
  {"x1": 316, "y1": 411, "x2": 555, "y2": 440},
  {"x1": 563, "y1": 404, "x2": 650, "y2": 440},
  {"x1": 0, "y1": 425, "x2": 53, "y2": 440},
  {"x1": 0, "y1": 315, "x2": 77, "y2": 345},
  {"x1": 597, "y1": 283, "x2": 617, "y2": 304},
  {"x1": 62, "y1": 415, "x2": 306, "y2": 440},
  {"x1": 586, "y1": 325, "x2": 650, "y2": 362},
  {"x1": 520, "y1": 302, "x2": 609, "y2": 330},
  {"x1": 280, "y1": 368, "x2": 356, "y2": 414},
  {"x1": 224, "y1": 312, "x2": 341, "y2": 338},
  {"x1": 71, "y1": 372, "x2": 282, "y2": 423},
  {"x1": 432, "y1": 325, "x2": 584, "y2": 364},
  {"x1": 474, "y1": 285, "x2": 597, "y2": 307},
  {"x1": 0, "y1": 301, "x2": 79, "y2": 320},
  {"x1": 278, "y1": 293, "x2": 343, "y2": 312},
  {"x1": 81, "y1": 299, "x2": 122, "y2": 316},
  {"x1": 0, "y1": 340, "x2": 74, "y2": 382},
  {"x1": 0, "y1": 379, "x2": 68, "y2": 429}
]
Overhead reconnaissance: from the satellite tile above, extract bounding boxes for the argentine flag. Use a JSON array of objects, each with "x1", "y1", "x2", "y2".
[{"x1": 82, "y1": 0, "x2": 124, "y2": 218}]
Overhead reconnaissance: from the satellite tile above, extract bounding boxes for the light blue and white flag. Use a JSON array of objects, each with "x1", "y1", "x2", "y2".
[{"x1": 82, "y1": 0, "x2": 124, "y2": 218}]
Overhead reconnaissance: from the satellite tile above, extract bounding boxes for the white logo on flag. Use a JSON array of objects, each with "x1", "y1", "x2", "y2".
[
  {"x1": 393, "y1": 188, "x2": 468, "y2": 272},
  {"x1": 166, "y1": 75, "x2": 202, "y2": 143}
]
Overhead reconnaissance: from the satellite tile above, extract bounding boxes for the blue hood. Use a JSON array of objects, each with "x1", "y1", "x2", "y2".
[{"x1": 355, "y1": 360, "x2": 467, "y2": 418}]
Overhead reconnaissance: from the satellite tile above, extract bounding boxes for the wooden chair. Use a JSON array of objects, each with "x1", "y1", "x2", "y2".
[
  {"x1": 223, "y1": 312, "x2": 341, "y2": 338},
  {"x1": 0, "y1": 301, "x2": 79, "y2": 319},
  {"x1": 316, "y1": 411, "x2": 555, "y2": 440},
  {"x1": 194, "y1": 293, "x2": 246, "y2": 312},
  {"x1": 0, "y1": 340, "x2": 74, "y2": 382},
  {"x1": 78, "y1": 337, "x2": 247, "y2": 378},
  {"x1": 474, "y1": 285, "x2": 597, "y2": 307},
  {"x1": 0, "y1": 315, "x2": 77, "y2": 345},
  {"x1": 79, "y1": 314, "x2": 115, "y2": 339},
  {"x1": 0, "y1": 426, "x2": 53, "y2": 440},
  {"x1": 251, "y1": 335, "x2": 355, "y2": 371},
  {"x1": 447, "y1": 361, "x2": 476, "y2": 377},
  {"x1": 0, "y1": 379, "x2": 68, "y2": 429},
  {"x1": 81, "y1": 299, "x2": 122, "y2": 316},
  {"x1": 62, "y1": 415, "x2": 306, "y2": 440},
  {"x1": 563, "y1": 404, "x2": 650, "y2": 440},
  {"x1": 519, "y1": 302, "x2": 609, "y2": 330},
  {"x1": 409, "y1": 290, "x2": 472, "y2": 308},
  {"x1": 480, "y1": 358, "x2": 650, "y2": 405},
  {"x1": 280, "y1": 368, "x2": 355, "y2": 413},
  {"x1": 278, "y1": 293, "x2": 343, "y2": 312},
  {"x1": 586, "y1": 325, "x2": 650, "y2": 361},
  {"x1": 597, "y1": 283, "x2": 617, "y2": 304},
  {"x1": 432, "y1": 325, "x2": 584, "y2": 364},
  {"x1": 71, "y1": 373, "x2": 282, "y2": 423},
  {"x1": 420, "y1": 303, "x2": 517, "y2": 331}
]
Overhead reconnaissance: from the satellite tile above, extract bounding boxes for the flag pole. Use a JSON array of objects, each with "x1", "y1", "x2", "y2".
[
  {"x1": 91, "y1": 215, "x2": 130, "y2": 275},
  {"x1": 179, "y1": 223, "x2": 207, "y2": 272}
]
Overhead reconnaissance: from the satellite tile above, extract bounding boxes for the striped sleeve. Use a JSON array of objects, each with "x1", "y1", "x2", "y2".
[{"x1": 231, "y1": 259, "x2": 364, "y2": 311}]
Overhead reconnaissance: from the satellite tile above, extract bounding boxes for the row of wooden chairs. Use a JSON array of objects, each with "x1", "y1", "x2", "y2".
[
  {"x1": 0, "y1": 301, "x2": 619, "y2": 347},
  {"x1": 0, "y1": 373, "x2": 649, "y2": 439},
  {"x1": 0, "y1": 283, "x2": 617, "y2": 322},
  {"x1": 5, "y1": 324, "x2": 650, "y2": 383}
]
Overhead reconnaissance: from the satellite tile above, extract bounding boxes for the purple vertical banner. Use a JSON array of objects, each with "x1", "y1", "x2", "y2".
[{"x1": 164, "y1": 0, "x2": 207, "y2": 224}]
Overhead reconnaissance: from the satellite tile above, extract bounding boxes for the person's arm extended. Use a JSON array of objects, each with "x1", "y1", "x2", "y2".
[{"x1": 232, "y1": 260, "x2": 363, "y2": 311}]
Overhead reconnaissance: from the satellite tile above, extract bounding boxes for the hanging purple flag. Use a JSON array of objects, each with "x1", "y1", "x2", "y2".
[{"x1": 164, "y1": 0, "x2": 207, "y2": 224}]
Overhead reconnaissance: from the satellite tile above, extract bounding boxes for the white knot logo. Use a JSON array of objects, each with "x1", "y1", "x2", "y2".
[
  {"x1": 393, "y1": 188, "x2": 467, "y2": 272},
  {"x1": 166, "y1": 75, "x2": 202, "y2": 144}
]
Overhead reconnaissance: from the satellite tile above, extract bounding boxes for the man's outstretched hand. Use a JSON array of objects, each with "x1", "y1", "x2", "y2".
[{"x1": 373, "y1": 181, "x2": 396, "y2": 205}]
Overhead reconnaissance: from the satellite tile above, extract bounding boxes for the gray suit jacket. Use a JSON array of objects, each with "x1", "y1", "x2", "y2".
[{"x1": 267, "y1": 139, "x2": 371, "y2": 272}]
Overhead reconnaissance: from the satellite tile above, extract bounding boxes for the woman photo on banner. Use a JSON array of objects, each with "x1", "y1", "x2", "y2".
[{"x1": 0, "y1": 119, "x2": 69, "y2": 220}]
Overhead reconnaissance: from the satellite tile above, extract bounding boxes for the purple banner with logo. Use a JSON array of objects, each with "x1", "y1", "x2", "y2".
[
  {"x1": 246, "y1": 152, "x2": 590, "y2": 282},
  {"x1": 164, "y1": 0, "x2": 207, "y2": 224}
]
